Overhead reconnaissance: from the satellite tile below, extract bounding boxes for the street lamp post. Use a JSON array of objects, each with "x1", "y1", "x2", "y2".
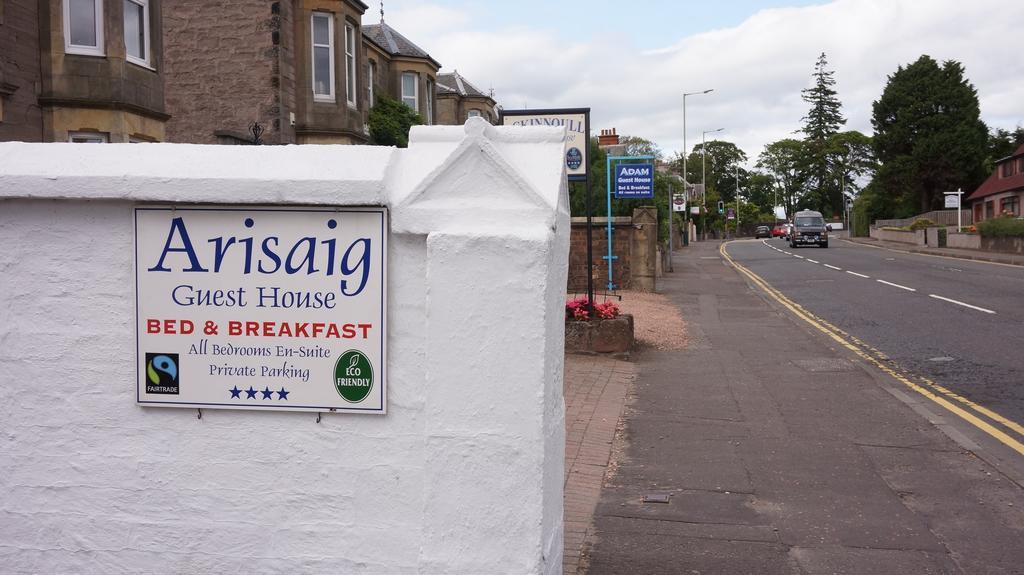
[
  {"x1": 702, "y1": 127, "x2": 724, "y2": 239},
  {"x1": 683, "y1": 89, "x2": 713, "y2": 243}
]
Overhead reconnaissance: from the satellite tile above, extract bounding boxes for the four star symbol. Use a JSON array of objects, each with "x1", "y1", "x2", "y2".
[{"x1": 228, "y1": 385, "x2": 291, "y2": 400}]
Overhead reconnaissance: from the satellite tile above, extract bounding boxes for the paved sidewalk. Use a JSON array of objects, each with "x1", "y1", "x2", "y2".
[
  {"x1": 581, "y1": 240, "x2": 1024, "y2": 574},
  {"x1": 846, "y1": 236, "x2": 1024, "y2": 266},
  {"x1": 563, "y1": 354, "x2": 635, "y2": 575}
]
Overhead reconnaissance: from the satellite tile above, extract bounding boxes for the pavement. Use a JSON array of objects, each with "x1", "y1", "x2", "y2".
[
  {"x1": 561, "y1": 239, "x2": 1024, "y2": 575},
  {"x1": 846, "y1": 236, "x2": 1024, "y2": 266}
]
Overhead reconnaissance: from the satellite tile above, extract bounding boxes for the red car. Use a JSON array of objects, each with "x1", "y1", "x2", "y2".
[{"x1": 771, "y1": 225, "x2": 786, "y2": 238}]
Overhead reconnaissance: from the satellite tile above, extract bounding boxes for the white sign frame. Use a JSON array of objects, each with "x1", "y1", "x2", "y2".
[{"x1": 134, "y1": 205, "x2": 387, "y2": 414}]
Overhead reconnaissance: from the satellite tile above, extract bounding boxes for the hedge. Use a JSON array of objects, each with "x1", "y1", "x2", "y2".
[{"x1": 977, "y1": 217, "x2": 1024, "y2": 238}]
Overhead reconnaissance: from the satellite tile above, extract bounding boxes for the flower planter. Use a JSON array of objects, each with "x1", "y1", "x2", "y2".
[{"x1": 565, "y1": 314, "x2": 634, "y2": 354}]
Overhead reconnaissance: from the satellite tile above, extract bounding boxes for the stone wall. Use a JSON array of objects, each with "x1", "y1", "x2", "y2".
[
  {"x1": 947, "y1": 232, "x2": 981, "y2": 250},
  {"x1": 0, "y1": 0, "x2": 43, "y2": 141},
  {"x1": 164, "y1": 0, "x2": 281, "y2": 143},
  {"x1": 870, "y1": 227, "x2": 925, "y2": 245},
  {"x1": 0, "y1": 119, "x2": 567, "y2": 574}
]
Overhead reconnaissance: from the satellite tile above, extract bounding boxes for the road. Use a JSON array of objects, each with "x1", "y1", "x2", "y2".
[{"x1": 725, "y1": 237, "x2": 1024, "y2": 463}]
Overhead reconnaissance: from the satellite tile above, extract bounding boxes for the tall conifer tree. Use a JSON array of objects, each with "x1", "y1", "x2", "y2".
[{"x1": 801, "y1": 53, "x2": 846, "y2": 216}]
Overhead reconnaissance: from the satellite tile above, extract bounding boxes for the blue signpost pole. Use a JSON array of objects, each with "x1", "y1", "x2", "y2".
[{"x1": 604, "y1": 155, "x2": 656, "y2": 291}]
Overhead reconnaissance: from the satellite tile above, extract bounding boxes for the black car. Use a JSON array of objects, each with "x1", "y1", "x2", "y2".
[
  {"x1": 789, "y1": 210, "x2": 829, "y2": 248},
  {"x1": 755, "y1": 225, "x2": 771, "y2": 238}
]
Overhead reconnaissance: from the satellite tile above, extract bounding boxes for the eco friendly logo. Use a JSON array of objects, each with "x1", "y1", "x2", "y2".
[
  {"x1": 145, "y1": 353, "x2": 179, "y2": 394},
  {"x1": 334, "y1": 350, "x2": 373, "y2": 403}
]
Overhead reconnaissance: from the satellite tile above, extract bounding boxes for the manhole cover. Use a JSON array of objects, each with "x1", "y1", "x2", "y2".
[
  {"x1": 642, "y1": 493, "x2": 671, "y2": 504},
  {"x1": 793, "y1": 358, "x2": 857, "y2": 372}
]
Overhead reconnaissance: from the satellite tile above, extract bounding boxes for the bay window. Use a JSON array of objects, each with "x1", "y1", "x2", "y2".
[
  {"x1": 124, "y1": 0, "x2": 150, "y2": 67},
  {"x1": 311, "y1": 12, "x2": 334, "y2": 102},
  {"x1": 64, "y1": 0, "x2": 105, "y2": 56},
  {"x1": 345, "y1": 22, "x2": 356, "y2": 106},
  {"x1": 401, "y1": 72, "x2": 418, "y2": 111}
]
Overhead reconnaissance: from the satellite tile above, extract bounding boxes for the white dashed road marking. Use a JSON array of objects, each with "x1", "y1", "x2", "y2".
[
  {"x1": 824, "y1": 264, "x2": 842, "y2": 270},
  {"x1": 846, "y1": 271, "x2": 870, "y2": 278},
  {"x1": 806, "y1": 259, "x2": 819, "y2": 264},
  {"x1": 877, "y1": 279, "x2": 916, "y2": 292},
  {"x1": 929, "y1": 294, "x2": 996, "y2": 315}
]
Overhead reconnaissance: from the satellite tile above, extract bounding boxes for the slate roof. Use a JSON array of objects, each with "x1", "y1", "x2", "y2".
[
  {"x1": 362, "y1": 22, "x2": 441, "y2": 68},
  {"x1": 437, "y1": 71, "x2": 488, "y2": 98},
  {"x1": 968, "y1": 143, "x2": 1024, "y2": 201}
]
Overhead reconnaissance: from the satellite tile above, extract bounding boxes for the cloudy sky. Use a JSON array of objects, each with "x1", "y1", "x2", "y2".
[{"x1": 381, "y1": 0, "x2": 1023, "y2": 166}]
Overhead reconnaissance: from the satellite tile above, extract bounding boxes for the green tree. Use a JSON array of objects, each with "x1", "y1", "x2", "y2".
[
  {"x1": 801, "y1": 52, "x2": 847, "y2": 215},
  {"x1": 801, "y1": 52, "x2": 846, "y2": 141},
  {"x1": 986, "y1": 126, "x2": 1024, "y2": 172},
  {"x1": 871, "y1": 55, "x2": 988, "y2": 216},
  {"x1": 745, "y1": 172, "x2": 778, "y2": 215},
  {"x1": 620, "y1": 136, "x2": 663, "y2": 160},
  {"x1": 822, "y1": 130, "x2": 876, "y2": 218},
  {"x1": 679, "y1": 140, "x2": 748, "y2": 202},
  {"x1": 368, "y1": 94, "x2": 424, "y2": 147},
  {"x1": 756, "y1": 139, "x2": 807, "y2": 217}
]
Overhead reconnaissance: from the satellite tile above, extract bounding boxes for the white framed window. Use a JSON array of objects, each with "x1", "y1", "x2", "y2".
[
  {"x1": 467, "y1": 109, "x2": 481, "y2": 118},
  {"x1": 68, "y1": 131, "x2": 108, "y2": 143},
  {"x1": 401, "y1": 72, "x2": 418, "y2": 111},
  {"x1": 64, "y1": 0, "x2": 105, "y2": 56},
  {"x1": 344, "y1": 22, "x2": 356, "y2": 107},
  {"x1": 123, "y1": 0, "x2": 150, "y2": 67},
  {"x1": 367, "y1": 60, "x2": 375, "y2": 106},
  {"x1": 311, "y1": 12, "x2": 334, "y2": 102},
  {"x1": 425, "y1": 78, "x2": 433, "y2": 124}
]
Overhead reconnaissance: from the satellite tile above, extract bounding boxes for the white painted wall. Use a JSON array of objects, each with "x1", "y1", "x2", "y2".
[{"x1": 0, "y1": 118, "x2": 569, "y2": 574}]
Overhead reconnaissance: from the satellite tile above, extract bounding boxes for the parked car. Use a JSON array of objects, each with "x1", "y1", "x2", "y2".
[
  {"x1": 789, "y1": 210, "x2": 829, "y2": 248},
  {"x1": 771, "y1": 224, "x2": 787, "y2": 238},
  {"x1": 755, "y1": 225, "x2": 771, "y2": 238}
]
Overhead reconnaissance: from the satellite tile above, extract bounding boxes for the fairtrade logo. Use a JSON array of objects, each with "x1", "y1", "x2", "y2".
[
  {"x1": 566, "y1": 147, "x2": 583, "y2": 170},
  {"x1": 334, "y1": 350, "x2": 373, "y2": 403},
  {"x1": 145, "y1": 353, "x2": 180, "y2": 395}
]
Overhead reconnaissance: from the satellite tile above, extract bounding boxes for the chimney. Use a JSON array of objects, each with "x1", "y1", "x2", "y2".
[{"x1": 598, "y1": 128, "x2": 619, "y2": 147}]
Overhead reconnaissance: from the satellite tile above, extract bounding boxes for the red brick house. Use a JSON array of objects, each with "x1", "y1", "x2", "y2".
[{"x1": 969, "y1": 143, "x2": 1024, "y2": 222}]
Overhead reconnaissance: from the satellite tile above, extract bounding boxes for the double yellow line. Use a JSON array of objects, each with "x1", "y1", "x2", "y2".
[{"x1": 720, "y1": 241, "x2": 1024, "y2": 457}]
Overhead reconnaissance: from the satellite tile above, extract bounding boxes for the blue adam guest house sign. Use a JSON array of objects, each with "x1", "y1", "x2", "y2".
[{"x1": 614, "y1": 163, "x2": 654, "y2": 198}]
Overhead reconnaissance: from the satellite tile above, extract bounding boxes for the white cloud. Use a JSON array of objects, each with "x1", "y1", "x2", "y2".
[{"x1": 389, "y1": 0, "x2": 1023, "y2": 164}]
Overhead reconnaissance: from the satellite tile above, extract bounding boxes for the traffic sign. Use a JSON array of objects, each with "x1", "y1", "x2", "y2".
[{"x1": 672, "y1": 194, "x2": 686, "y2": 212}]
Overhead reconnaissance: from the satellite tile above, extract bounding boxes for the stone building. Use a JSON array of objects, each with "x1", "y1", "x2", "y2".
[
  {"x1": 363, "y1": 20, "x2": 440, "y2": 126},
  {"x1": 163, "y1": 0, "x2": 372, "y2": 145},
  {"x1": 436, "y1": 70, "x2": 498, "y2": 125},
  {"x1": 1, "y1": 1, "x2": 496, "y2": 145},
  {"x1": 0, "y1": 0, "x2": 167, "y2": 142}
]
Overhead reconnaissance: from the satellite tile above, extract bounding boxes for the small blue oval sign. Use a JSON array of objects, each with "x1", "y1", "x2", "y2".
[{"x1": 566, "y1": 147, "x2": 583, "y2": 170}]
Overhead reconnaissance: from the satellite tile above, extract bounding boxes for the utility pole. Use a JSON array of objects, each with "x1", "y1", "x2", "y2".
[
  {"x1": 701, "y1": 128, "x2": 724, "y2": 240},
  {"x1": 735, "y1": 163, "x2": 740, "y2": 235},
  {"x1": 667, "y1": 182, "x2": 674, "y2": 272},
  {"x1": 683, "y1": 89, "x2": 713, "y2": 243}
]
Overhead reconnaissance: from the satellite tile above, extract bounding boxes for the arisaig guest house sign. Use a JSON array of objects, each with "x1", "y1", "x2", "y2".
[{"x1": 134, "y1": 206, "x2": 387, "y2": 414}]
